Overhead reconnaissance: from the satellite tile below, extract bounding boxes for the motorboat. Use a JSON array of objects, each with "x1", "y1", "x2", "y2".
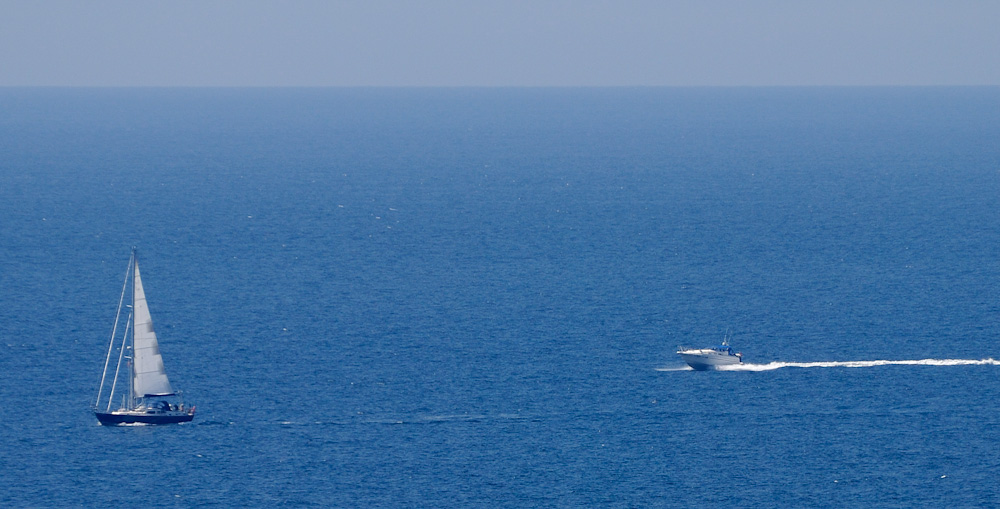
[{"x1": 676, "y1": 333, "x2": 743, "y2": 370}]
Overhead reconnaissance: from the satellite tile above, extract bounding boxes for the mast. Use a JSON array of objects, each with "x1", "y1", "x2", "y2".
[{"x1": 129, "y1": 247, "x2": 137, "y2": 410}]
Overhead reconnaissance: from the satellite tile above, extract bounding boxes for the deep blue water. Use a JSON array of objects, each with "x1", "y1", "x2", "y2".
[{"x1": 1, "y1": 87, "x2": 999, "y2": 506}]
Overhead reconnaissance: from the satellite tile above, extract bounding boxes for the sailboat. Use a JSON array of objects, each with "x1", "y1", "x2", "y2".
[{"x1": 93, "y1": 248, "x2": 195, "y2": 425}]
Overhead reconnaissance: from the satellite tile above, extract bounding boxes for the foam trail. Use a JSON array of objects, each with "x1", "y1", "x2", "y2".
[{"x1": 716, "y1": 358, "x2": 1000, "y2": 372}]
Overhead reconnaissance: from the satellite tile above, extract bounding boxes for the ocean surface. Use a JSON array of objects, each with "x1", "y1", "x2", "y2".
[{"x1": 1, "y1": 87, "x2": 999, "y2": 507}]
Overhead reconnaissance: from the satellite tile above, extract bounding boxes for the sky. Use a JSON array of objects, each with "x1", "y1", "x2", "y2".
[{"x1": 1, "y1": 0, "x2": 998, "y2": 87}]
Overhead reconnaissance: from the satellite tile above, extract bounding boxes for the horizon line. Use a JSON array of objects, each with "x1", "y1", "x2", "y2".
[{"x1": 3, "y1": 84, "x2": 999, "y2": 89}]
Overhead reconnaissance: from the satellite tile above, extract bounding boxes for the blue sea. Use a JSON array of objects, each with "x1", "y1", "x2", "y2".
[{"x1": 1, "y1": 87, "x2": 999, "y2": 507}]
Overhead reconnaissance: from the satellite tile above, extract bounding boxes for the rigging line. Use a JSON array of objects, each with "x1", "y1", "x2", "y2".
[
  {"x1": 107, "y1": 311, "x2": 132, "y2": 412},
  {"x1": 95, "y1": 249, "x2": 133, "y2": 409}
]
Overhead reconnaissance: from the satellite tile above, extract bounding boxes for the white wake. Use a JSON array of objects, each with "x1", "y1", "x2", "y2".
[{"x1": 717, "y1": 358, "x2": 1000, "y2": 371}]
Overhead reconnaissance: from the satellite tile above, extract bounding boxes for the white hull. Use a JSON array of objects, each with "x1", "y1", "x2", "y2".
[{"x1": 678, "y1": 349, "x2": 743, "y2": 370}]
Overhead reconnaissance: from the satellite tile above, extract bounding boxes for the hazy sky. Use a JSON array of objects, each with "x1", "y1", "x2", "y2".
[{"x1": 2, "y1": 0, "x2": 998, "y2": 86}]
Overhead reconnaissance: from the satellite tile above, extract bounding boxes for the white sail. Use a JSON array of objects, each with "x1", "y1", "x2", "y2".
[{"x1": 131, "y1": 260, "x2": 174, "y2": 397}]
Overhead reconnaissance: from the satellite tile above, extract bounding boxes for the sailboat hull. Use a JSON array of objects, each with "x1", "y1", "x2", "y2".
[{"x1": 95, "y1": 410, "x2": 194, "y2": 425}]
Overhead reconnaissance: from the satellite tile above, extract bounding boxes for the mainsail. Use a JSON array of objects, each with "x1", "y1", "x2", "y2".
[{"x1": 131, "y1": 260, "x2": 174, "y2": 397}]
